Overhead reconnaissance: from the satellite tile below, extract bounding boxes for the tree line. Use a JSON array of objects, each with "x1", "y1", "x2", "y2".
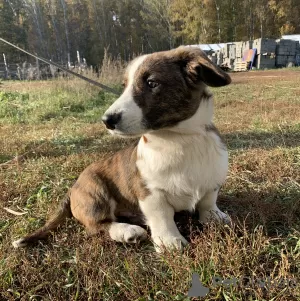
[{"x1": 1, "y1": 0, "x2": 299, "y2": 66}]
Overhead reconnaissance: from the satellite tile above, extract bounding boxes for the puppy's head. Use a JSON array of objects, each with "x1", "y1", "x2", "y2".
[{"x1": 102, "y1": 46, "x2": 231, "y2": 137}]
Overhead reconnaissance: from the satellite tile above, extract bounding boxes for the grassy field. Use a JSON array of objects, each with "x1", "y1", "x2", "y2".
[{"x1": 0, "y1": 69, "x2": 299, "y2": 301}]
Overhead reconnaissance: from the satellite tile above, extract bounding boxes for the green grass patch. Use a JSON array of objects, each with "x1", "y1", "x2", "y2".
[{"x1": 0, "y1": 84, "x2": 117, "y2": 124}]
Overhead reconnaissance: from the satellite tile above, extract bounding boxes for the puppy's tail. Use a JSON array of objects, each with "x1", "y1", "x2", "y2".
[{"x1": 12, "y1": 195, "x2": 72, "y2": 248}]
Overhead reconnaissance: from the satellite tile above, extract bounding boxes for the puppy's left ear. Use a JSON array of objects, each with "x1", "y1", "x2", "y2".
[{"x1": 175, "y1": 46, "x2": 231, "y2": 87}]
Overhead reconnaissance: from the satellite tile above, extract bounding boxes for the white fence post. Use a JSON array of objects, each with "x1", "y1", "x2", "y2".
[{"x1": 3, "y1": 53, "x2": 9, "y2": 79}]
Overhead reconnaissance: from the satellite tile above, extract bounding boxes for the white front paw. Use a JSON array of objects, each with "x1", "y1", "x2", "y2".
[
  {"x1": 199, "y1": 209, "x2": 230, "y2": 224},
  {"x1": 152, "y1": 234, "x2": 188, "y2": 253}
]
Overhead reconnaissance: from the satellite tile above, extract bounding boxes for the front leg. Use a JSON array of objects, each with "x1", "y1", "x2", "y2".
[
  {"x1": 139, "y1": 192, "x2": 188, "y2": 253},
  {"x1": 197, "y1": 189, "x2": 230, "y2": 224}
]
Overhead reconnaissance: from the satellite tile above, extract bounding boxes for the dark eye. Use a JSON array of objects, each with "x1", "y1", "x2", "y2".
[{"x1": 147, "y1": 80, "x2": 159, "y2": 89}]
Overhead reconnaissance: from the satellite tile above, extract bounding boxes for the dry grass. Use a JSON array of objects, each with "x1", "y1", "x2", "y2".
[
  {"x1": 98, "y1": 49, "x2": 127, "y2": 86},
  {"x1": 0, "y1": 69, "x2": 299, "y2": 300}
]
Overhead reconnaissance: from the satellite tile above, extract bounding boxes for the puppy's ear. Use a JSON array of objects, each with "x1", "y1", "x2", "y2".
[{"x1": 174, "y1": 46, "x2": 231, "y2": 87}]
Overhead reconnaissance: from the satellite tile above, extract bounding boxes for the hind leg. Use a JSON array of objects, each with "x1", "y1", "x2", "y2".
[
  {"x1": 85, "y1": 220, "x2": 147, "y2": 243},
  {"x1": 70, "y1": 181, "x2": 147, "y2": 244}
]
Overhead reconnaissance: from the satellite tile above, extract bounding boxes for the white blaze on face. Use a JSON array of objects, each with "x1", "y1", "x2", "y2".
[{"x1": 103, "y1": 54, "x2": 148, "y2": 137}]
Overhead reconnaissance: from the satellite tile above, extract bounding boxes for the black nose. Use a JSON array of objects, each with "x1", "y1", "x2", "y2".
[{"x1": 102, "y1": 113, "x2": 122, "y2": 130}]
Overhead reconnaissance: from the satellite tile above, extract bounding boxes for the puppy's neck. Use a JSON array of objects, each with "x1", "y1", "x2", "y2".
[
  {"x1": 172, "y1": 97, "x2": 213, "y2": 134},
  {"x1": 152, "y1": 88, "x2": 214, "y2": 138}
]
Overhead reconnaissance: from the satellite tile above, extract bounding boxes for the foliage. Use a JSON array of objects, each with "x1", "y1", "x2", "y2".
[{"x1": 1, "y1": 0, "x2": 300, "y2": 65}]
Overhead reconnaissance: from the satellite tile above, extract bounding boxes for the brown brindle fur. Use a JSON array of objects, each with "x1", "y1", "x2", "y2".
[
  {"x1": 17, "y1": 143, "x2": 149, "y2": 245},
  {"x1": 70, "y1": 143, "x2": 149, "y2": 234}
]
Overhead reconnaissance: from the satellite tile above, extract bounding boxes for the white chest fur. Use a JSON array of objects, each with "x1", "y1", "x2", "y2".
[{"x1": 136, "y1": 127, "x2": 228, "y2": 212}]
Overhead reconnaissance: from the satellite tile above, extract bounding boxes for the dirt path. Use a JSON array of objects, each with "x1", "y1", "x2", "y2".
[{"x1": 230, "y1": 69, "x2": 300, "y2": 84}]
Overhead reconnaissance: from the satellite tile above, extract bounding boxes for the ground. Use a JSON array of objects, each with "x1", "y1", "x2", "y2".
[{"x1": 0, "y1": 68, "x2": 299, "y2": 301}]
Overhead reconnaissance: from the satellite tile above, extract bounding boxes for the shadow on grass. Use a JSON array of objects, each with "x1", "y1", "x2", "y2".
[
  {"x1": 173, "y1": 188, "x2": 300, "y2": 241},
  {"x1": 2, "y1": 124, "x2": 298, "y2": 164},
  {"x1": 219, "y1": 188, "x2": 300, "y2": 236},
  {"x1": 224, "y1": 127, "x2": 300, "y2": 150},
  {"x1": 0, "y1": 135, "x2": 138, "y2": 164}
]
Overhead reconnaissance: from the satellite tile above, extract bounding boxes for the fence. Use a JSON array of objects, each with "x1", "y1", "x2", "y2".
[{"x1": 0, "y1": 52, "x2": 90, "y2": 80}]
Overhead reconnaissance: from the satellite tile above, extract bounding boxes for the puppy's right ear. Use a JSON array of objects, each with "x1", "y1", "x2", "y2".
[{"x1": 174, "y1": 46, "x2": 231, "y2": 88}]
